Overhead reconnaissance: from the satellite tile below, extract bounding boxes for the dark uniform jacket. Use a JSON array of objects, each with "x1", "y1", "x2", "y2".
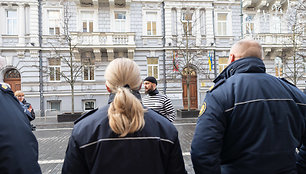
[
  {"x1": 0, "y1": 83, "x2": 41, "y2": 174},
  {"x1": 62, "y1": 93, "x2": 187, "y2": 174},
  {"x1": 191, "y1": 57, "x2": 306, "y2": 174}
]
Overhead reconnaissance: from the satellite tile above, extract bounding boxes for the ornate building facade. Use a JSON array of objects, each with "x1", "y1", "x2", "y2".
[{"x1": 0, "y1": 0, "x2": 304, "y2": 115}]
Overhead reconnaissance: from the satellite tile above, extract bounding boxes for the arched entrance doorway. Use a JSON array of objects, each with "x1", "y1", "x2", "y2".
[
  {"x1": 182, "y1": 67, "x2": 198, "y2": 109},
  {"x1": 4, "y1": 69, "x2": 21, "y2": 92}
]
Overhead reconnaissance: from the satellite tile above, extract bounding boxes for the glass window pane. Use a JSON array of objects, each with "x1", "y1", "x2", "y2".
[
  {"x1": 222, "y1": 23, "x2": 226, "y2": 35},
  {"x1": 90, "y1": 66, "x2": 94, "y2": 80},
  {"x1": 89, "y1": 22, "x2": 93, "y2": 32},
  {"x1": 85, "y1": 101, "x2": 95, "y2": 110},
  {"x1": 153, "y1": 66, "x2": 158, "y2": 79},
  {"x1": 49, "y1": 28, "x2": 54, "y2": 35},
  {"x1": 152, "y1": 22, "x2": 156, "y2": 35},
  {"x1": 83, "y1": 22, "x2": 87, "y2": 32},
  {"x1": 218, "y1": 13, "x2": 227, "y2": 21},
  {"x1": 147, "y1": 58, "x2": 158, "y2": 64},
  {"x1": 84, "y1": 67, "x2": 88, "y2": 80},
  {"x1": 115, "y1": 12, "x2": 126, "y2": 19},
  {"x1": 50, "y1": 67, "x2": 54, "y2": 81},
  {"x1": 148, "y1": 66, "x2": 152, "y2": 76},
  {"x1": 55, "y1": 27, "x2": 60, "y2": 34},
  {"x1": 147, "y1": 22, "x2": 151, "y2": 35},
  {"x1": 218, "y1": 23, "x2": 222, "y2": 34},
  {"x1": 56, "y1": 67, "x2": 60, "y2": 81},
  {"x1": 188, "y1": 23, "x2": 192, "y2": 34},
  {"x1": 219, "y1": 57, "x2": 228, "y2": 64},
  {"x1": 7, "y1": 10, "x2": 17, "y2": 18},
  {"x1": 51, "y1": 101, "x2": 60, "y2": 111}
]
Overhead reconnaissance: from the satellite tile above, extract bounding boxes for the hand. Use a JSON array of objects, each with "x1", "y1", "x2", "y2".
[{"x1": 27, "y1": 105, "x2": 32, "y2": 112}]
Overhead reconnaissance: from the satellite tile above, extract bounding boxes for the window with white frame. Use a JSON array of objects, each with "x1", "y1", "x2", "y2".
[
  {"x1": 83, "y1": 100, "x2": 95, "y2": 111},
  {"x1": 182, "y1": 10, "x2": 193, "y2": 35},
  {"x1": 217, "y1": 13, "x2": 228, "y2": 35},
  {"x1": 82, "y1": 52, "x2": 95, "y2": 81},
  {"x1": 115, "y1": 12, "x2": 126, "y2": 32},
  {"x1": 245, "y1": 14, "x2": 255, "y2": 34},
  {"x1": 81, "y1": 11, "x2": 93, "y2": 32},
  {"x1": 48, "y1": 100, "x2": 61, "y2": 111},
  {"x1": 219, "y1": 57, "x2": 228, "y2": 73},
  {"x1": 270, "y1": 15, "x2": 281, "y2": 33},
  {"x1": 147, "y1": 57, "x2": 159, "y2": 79},
  {"x1": 49, "y1": 58, "x2": 61, "y2": 81},
  {"x1": 146, "y1": 12, "x2": 157, "y2": 35},
  {"x1": 6, "y1": 10, "x2": 17, "y2": 35},
  {"x1": 275, "y1": 57, "x2": 283, "y2": 77},
  {"x1": 48, "y1": 10, "x2": 60, "y2": 35}
]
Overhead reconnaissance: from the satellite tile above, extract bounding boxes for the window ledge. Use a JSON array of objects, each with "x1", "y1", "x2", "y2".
[
  {"x1": 215, "y1": 35, "x2": 235, "y2": 38},
  {"x1": 1, "y1": 35, "x2": 18, "y2": 37},
  {"x1": 141, "y1": 35, "x2": 163, "y2": 39}
]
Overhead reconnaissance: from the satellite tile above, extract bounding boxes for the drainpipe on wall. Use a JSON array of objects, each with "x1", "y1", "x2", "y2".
[
  {"x1": 162, "y1": 1, "x2": 167, "y2": 94},
  {"x1": 240, "y1": 0, "x2": 243, "y2": 39},
  {"x1": 38, "y1": 0, "x2": 45, "y2": 116},
  {"x1": 212, "y1": 4, "x2": 217, "y2": 78}
]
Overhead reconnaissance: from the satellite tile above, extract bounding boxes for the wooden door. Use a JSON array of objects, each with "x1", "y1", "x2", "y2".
[
  {"x1": 182, "y1": 75, "x2": 198, "y2": 109},
  {"x1": 4, "y1": 69, "x2": 21, "y2": 92}
]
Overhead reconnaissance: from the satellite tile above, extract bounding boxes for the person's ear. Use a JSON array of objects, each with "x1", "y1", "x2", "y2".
[
  {"x1": 106, "y1": 84, "x2": 111, "y2": 93},
  {"x1": 152, "y1": 83, "x2": 157, "y2": 89},
  {"x1": 138, "y1": 83, "x2": 142, "y2": 90},
  {"x1": 228, "y1": 54, "x2": 235, "y2": 65}
]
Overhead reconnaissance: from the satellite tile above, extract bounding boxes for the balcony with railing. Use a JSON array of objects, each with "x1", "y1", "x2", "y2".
[
  {"x1": 245, "y1": 33, "x2": 298, "y2": 47},
  {"x1": 70, "y1": 32, "x2": 135, "y2": 48}
]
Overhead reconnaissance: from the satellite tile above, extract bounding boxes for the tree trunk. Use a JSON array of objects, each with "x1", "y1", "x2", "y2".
[
  {"x1": 187, "y1": 73, "x2": 191, "y2": 111},
  {"x1": 71, "y1": 84, "x2": 74, "y2": 114}
]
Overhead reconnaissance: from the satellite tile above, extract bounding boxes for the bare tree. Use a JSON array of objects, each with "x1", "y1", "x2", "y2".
[
  {"x1": 47, "y1": 0, "x2": 83, "y2": 113},
  {"x1": 282, "y1": 0, "x2": 306, "y2": 85},
  {"x1": 171, "y1": 8, "x2": 210, "y2": 111}
]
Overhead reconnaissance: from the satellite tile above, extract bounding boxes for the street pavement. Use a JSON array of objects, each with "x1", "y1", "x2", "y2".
[{"x1": 33, "y1": 116, "x2": 197, "y2": 174}]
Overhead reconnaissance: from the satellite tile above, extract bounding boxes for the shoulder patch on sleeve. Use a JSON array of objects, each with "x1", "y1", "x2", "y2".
[
  {"x1": 198, "y1": 102, "x2": 206, "y2": 117},
  {"x1": 0, "y1": 83, "x2": 11, "y2": 92},
  {"x1": 0, "y1": 83, "x2": 15, "y2": 97},
  {"x1": 74, "y1": 108, "x2": 98, "y2": 125},
  {"x1": 209, "y1": 79, "x2": 226, "y2": 92}
]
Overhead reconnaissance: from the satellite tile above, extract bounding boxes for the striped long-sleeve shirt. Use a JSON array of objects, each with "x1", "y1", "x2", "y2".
[{"x1": 143, "y1": 89, "x2": 176, "y2": 122}]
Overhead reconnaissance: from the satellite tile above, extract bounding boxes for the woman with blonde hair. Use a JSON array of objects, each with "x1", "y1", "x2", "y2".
[
  {"x1": 62, "y1": 58, "x2": 186, "y2": 174},
  {"x1": 15, "y1": 90, "x2": 36, "y2": 130}
]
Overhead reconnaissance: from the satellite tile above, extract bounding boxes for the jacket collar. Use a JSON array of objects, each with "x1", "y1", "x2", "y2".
[
  {"x1": 148, "y1": 88, "x2": 159, "y2": 96},
  {"x1": 214, "y1": 57, "x2": 265, "y2": 83},
  {"x1": 108, "y1": 90, "x2": 142, "y2": 104}
]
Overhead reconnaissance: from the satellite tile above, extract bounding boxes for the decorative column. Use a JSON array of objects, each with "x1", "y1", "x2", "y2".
[
  {"x1": 107, "y1": 48, "x2": 114, "y2": 61},
  {"x1": 73, "y1": 50, "x2": 81, "y2": 61},
  {"x1": 205, "y1": 7, "x2": 214, "y2": 46},
  {"x1": 18, "y1": 3, "x2": 25, "y2": 46},
  {"x1": 0, "y1": 5, "x2": 5, "y2": 46},
  {"x1": 164, "y1": 7, "x2": 172, "y2": 46},
  {"x1": 93, "y1": 48, "x2": 101, "y2": 62},
  {"x1": 195, "y1": 8, "x2": 201, "y2": 46},
  {"x1": 128, "y1": 49, "x2": 134, "y2": 59},
  {"x1": 177, "y1": 8, "x2": 182, "y2": 43},
  {"x1": 29, "y1": 3, "x2": 39, "y2": 46}
]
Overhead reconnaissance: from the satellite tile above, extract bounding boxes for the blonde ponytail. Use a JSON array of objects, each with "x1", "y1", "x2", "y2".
[
  {"x1": 108, "y1": 87, "x2": 145, "y2": 137},
  {"x1": 105, "y1": 58, "x2": 145, "y2": 137}
]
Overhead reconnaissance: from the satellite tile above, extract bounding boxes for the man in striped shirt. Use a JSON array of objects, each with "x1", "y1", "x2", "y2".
[{"x1": 142, "y1": 76, "x2": 176, "y2": 122}]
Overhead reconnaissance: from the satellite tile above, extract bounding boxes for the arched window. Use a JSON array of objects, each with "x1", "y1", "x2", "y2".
[{"x1": 5, "y1": 69, "x2": 20, "y2": 78}]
